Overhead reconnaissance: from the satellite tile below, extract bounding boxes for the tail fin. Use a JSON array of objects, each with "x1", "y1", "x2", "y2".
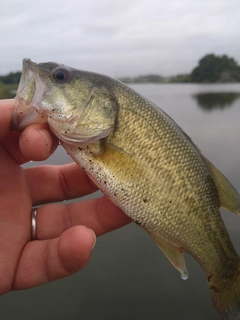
[{"x1": 208, "y1": 265, "x2": 240, "y2": 320}]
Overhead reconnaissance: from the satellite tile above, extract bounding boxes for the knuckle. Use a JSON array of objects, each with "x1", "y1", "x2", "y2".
[
  {"x1": 62, "y1": 204, "x2": 73, "y2": 231},
  {"x1": 58, "y1": 168, "x2": 70, "y2": 200}
]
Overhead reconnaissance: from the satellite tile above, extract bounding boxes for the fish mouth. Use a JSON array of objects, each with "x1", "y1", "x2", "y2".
[{"x1": 13, "y1": 59, "x2": 48, "y2": 130}]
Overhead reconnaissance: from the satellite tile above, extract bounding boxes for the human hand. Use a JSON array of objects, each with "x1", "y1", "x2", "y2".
[{"x1": 0, "y1": 99, "x2": 131, "y2": 295}]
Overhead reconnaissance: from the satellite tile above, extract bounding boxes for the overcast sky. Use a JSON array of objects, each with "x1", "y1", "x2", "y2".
[{"x1": 1, "y1": 0, "x2": 240, "y2": 77}]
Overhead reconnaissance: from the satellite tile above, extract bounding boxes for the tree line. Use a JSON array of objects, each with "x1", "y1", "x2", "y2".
[
  {"x1": 191, "y1": 54, "x2": 240, "y2": 83},
  {"x1": 120, "y1": 54, "x2": 240, "y2": 83},
  {"x1": 0, "y1": 71, "x2": 22, "y2": 85},
  {"x1": 0, "y1": 54, "x2": 239, "y2": 99},
  {"x1": 0, "y1": 72, "x2": 21, "y2": 99}
]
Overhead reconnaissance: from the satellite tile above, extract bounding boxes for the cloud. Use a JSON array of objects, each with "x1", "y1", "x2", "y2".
[{"x1": 1, "y1": 0, "x2": 240, "y2": 76}]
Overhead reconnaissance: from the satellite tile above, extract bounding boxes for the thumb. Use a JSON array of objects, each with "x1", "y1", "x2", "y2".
[
  {"x1": 11, "y1": 226, "x2": 96, "y2": 291},
  {"x1": 0, "y1": 99, "x2": 15, "y2": 141},
  {"x1": 58, "y1": 226, "x2": 96, "y2": 274}
]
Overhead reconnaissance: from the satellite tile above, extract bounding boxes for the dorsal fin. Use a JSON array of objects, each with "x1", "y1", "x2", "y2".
[{"x1": 203, "y1": 157, "x2": 240, "y2": 214}]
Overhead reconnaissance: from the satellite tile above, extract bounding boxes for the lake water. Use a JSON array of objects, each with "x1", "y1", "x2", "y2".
[{"x1": 1, "y1": 83, "x2": 240, "y2": 320}]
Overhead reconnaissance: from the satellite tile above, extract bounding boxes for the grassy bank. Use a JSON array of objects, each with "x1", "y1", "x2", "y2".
[{"x1": 0, "y1": 83, "x2": 17, "y2": 99}]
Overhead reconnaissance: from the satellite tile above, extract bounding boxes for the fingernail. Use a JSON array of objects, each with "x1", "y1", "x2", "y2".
[{"x1": 90, "y1": 229, "x2": 96, "y2": 250}]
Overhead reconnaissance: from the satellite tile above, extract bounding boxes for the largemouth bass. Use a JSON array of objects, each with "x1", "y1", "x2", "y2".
[{"x1": 13, "y1": 59, "x2": 240, "y2": 320}]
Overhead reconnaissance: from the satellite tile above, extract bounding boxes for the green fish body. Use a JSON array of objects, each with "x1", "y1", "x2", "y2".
[{"x1": 13, "y1": 59, "x2": 240, "y2": 319}]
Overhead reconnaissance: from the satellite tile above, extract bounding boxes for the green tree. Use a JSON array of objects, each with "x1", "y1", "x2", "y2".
[
  {"x1": 0, "y1": 71, "x2": 21, "y2": 98},
  {"x1": 0, "y1": 83, "x2": 16, "y2": 99},
  {"x1": 0, "y1": 71, "x2": 22, "y2": 85},
  {"x1": 191, "y1": 54, "x2": 240, "y2": 83}
]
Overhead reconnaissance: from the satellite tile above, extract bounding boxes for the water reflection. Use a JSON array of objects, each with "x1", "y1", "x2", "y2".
[{"x1": 194, "y1": 92, "x2": 240, "y2": 111}]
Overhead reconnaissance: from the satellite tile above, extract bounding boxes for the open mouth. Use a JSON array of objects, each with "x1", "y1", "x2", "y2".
[{"x1": 13, "y1": 59, "x2": 48, "y2": 130}]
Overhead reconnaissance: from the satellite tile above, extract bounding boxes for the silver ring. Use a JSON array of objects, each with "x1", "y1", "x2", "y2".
[{"x1": 31, "y1": 208, "x2": 38, "y2": 241}]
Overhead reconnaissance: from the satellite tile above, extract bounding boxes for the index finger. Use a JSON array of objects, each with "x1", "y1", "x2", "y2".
[
  {"x1": 37, "y1": 195, "x2": 132, "y2": 240},
  {"x1": 0, "y1": 99, "x2": 15, "y2": 140},
  {"x1": 0, "y1": 99, "x2": 59, "y2": 164}
]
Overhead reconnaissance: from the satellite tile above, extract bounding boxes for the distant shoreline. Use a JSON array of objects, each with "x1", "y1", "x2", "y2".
[
  {"x1": 119, "y1": 72, "x2": 240, "y2": 84},
  {"x1": 0, "y1": 54, "x2": 240, "y2": 99}
]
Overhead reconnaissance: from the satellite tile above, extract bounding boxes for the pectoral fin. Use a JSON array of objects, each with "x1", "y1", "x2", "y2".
[
  {"x1": 150, "y1": 234, "x2": 188, "y2": 280},
  {"x1": 204, "y1": 157, "x2": 240, "y2": 214}
]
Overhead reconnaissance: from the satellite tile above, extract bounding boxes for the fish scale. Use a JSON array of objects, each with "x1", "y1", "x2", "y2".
[
  {"x1": 13, "y1": 59, "x2": 240, "y2": 319},
  {"x1": 72, "y1": 81, "x2": 234, "y2": 267}
]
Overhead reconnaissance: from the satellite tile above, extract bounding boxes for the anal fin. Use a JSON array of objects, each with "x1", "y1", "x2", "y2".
[
  {"x1": 150, "y1": 234, "x2": 188, "y2": 280},
  {"x1": 204, "y1": 157, "x2": 240, "y2": 214}
]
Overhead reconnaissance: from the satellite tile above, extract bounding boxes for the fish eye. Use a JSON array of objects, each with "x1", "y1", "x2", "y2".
[
  {"x1": 55, "y1": 72, "x2": 65, "y2": 81},
  {"x1": 52, "y1": 67, "x2": 72, "y2": 83}
]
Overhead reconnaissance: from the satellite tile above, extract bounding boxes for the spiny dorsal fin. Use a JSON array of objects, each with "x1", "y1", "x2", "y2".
[{"x1": 204, "y1": 157, "x2": 240, "y2": 215}]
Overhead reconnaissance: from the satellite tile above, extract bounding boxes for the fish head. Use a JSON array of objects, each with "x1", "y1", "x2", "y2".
[{"x1": 13, "y1": 59, "x2": 118, "y2": 146}]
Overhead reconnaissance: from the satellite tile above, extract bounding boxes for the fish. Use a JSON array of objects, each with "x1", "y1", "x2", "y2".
[{"x1": 13, "y1": 58, "x2": 240, "y2": 319}]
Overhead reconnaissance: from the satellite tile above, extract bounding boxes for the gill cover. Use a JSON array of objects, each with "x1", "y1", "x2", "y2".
[{"x1": 13, "y1": 59, "x2": 118, "y2": 146}]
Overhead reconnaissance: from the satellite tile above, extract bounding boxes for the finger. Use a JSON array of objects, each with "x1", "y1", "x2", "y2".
[
  {"x1": 0, "y1": 142, "x2": 32, "y2": 295},
  {"x1": 12, "y1": 226, "x2": 96, "y2": 290},
  {"x1": 2, "y1": 124, "x2": 59, "y2": 165},
  {"x1": 1, "y1": 131, "x2": 27, "y2": 164},
  {"x1": 36, "y1": 196, "x2": 132, "y2": 240},
  {"x1": 25, "y1": 162, "x2": 98, "y2": 205},
  {"x1": 0, "y1": 99, "x2": 58, "y2": 164},
  {"x1": 0, "y1": 99, "x2": 29, "y2": 164},
  {"x1": 19, "y1": 124, "x2": 59, "y2": 161},
  {"x1": 0, "y1": 99, "x2": 15, "y2": 140}
]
